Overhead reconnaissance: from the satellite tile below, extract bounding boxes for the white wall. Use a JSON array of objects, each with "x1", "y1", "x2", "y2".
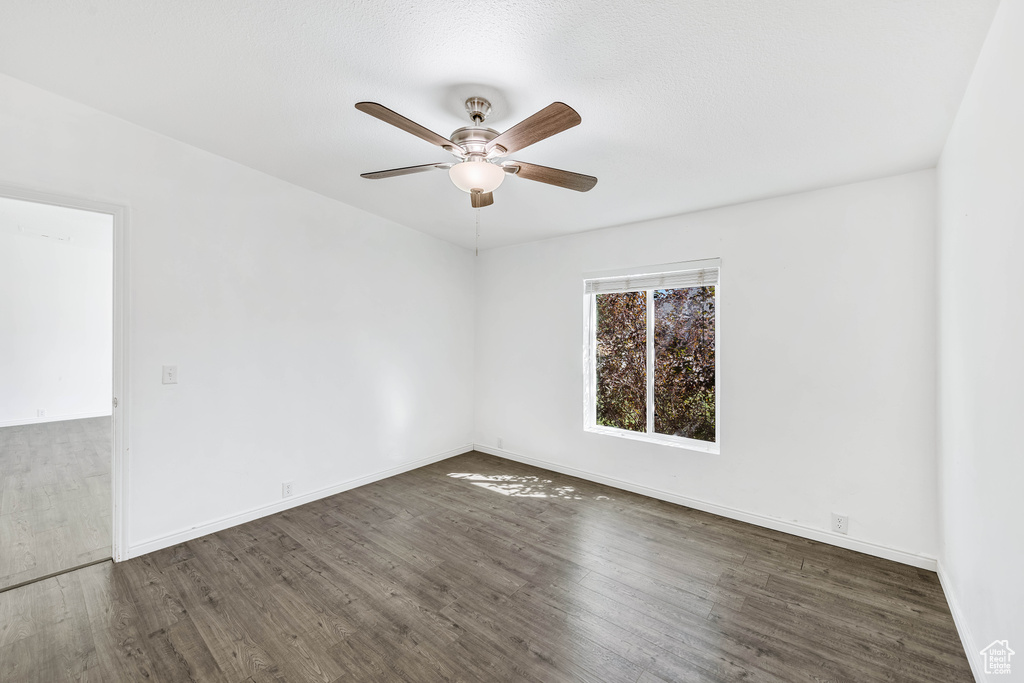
[
  {"x1": 937, "y1": 0, "x2": 1024, "y2": 672},
  {"x1": 0, "y1": 73, "x2": 475, "y2": 555},
  {"x1": 475, "y1": 171, "x2": 939, "y2": 564},
  {"x1": 0, "y1": 198, "x2": 112, "y2": 426}
]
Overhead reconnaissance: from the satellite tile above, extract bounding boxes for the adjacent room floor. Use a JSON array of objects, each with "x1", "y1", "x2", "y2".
[
  {"x1": 0, "y1": 417, "x2": 111, "y2": 591},
  {"x1": 0, "y1": 450, "x2": 971, "y2": 682}
]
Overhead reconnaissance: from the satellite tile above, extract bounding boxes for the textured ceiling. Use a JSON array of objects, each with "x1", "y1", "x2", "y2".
[{"x1": 0, "y1": 0, "x2": 999, "y2": 249}]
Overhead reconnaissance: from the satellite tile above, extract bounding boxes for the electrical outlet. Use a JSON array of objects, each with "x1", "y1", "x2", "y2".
[
  {"x1": 497, "y1": 436, "x2": 504, "y2": 449},
  {"x1": 282, "y1": 481, "x2": 294, "y2": 498},
  {"x1": 831, "y1": 513, "x2": 849, "y2": 535},
  {"x1": 37, "y1": 409, "x2": 46, "y2": 417},
  {"x1": 162, "y1": 365, "x2": 178, "y2": 384}
]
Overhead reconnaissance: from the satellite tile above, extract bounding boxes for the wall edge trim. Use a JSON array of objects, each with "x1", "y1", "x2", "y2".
[
  {"x1": 474, "y1": 443, "x2": 939, "y2": 571},
  {"x1": 126, "y1": 443, "x2": 474, "y2": 559}
]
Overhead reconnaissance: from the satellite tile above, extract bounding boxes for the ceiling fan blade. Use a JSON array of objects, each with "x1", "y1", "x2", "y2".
[
  {"x1": 470, "y1": 190, "x2": 494, "y2": 208},
  {"x1": 486, "y1": 102, "x2": 581, "y2": 155},
  {"x1": 506, "y1": 161, "x2": 597, "y2": 192},
  {"x1": 360, "y1": 162, "x2": 452, "y2": 179},
  {"x1": 355, "y1": 102, "x2": 463, "y2": 153}
]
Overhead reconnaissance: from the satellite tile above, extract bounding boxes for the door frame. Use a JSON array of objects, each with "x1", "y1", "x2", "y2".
[{"x1": 0, "y1": 183, "x2": 130, "y2": 562}]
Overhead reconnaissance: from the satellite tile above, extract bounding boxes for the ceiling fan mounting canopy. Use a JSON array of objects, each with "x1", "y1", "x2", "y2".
[
  {"x1": 355, "y1": 96, "x2": 597, "y2": 208},
  {"x1": 464, "y1": 96, "x2": 492, "y2": 125}
]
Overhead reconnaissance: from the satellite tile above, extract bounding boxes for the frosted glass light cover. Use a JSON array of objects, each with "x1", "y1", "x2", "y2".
[{"x1": 448, "y1": 160, "x2": 505, "y2": 193}]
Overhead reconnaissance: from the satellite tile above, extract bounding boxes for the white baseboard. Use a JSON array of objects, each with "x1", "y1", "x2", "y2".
[
  {"x1": 473, "y1": 443, "x2": 938, "y2": 572},
  {"x1": 0, "y1": 410, "x2": 112, "y2": 428},
  {"x1": 127, "y1": 443, "x2": 474, "y2": 559},
  {"x1": 937, "y1": 562, "x2": 981, "y2": 682}
]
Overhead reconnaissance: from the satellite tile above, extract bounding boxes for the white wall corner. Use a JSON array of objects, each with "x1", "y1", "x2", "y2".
[{"x1": 936, "y1": 561, "x2": 982, "y2": 682}]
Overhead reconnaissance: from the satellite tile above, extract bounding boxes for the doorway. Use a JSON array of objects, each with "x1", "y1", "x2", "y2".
[{"x1": 0, "y1": 188, "x2": 127, "y2": 591}]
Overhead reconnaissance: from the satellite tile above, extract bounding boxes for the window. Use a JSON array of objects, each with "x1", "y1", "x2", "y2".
[{"x1": 583, "y1": 259, "x2": 719, "y2": 452}]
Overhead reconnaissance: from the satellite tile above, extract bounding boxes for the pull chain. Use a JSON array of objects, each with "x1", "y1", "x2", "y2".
[{"x1": 475, "y1": 209, "x2": 480, "y2": 257}]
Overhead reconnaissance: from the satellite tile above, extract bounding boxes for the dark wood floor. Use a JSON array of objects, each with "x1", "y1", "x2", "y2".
[
  {"x1": 0, "y1": 451, "x2": 971, "y2": 682},
  {"x1": 0, "y1": 417, "x2": 111, "y2": 590}
]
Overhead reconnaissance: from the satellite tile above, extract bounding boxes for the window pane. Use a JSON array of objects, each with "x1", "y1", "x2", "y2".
[
  {"x1": 653, "y1": 286, "x2": 716, "y2": 441},
  {"x1": 595, "y1": 291, "x2": 646, "y2": 432}
]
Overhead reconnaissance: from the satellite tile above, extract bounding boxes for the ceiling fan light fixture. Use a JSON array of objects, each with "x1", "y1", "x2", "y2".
[
  {"x1": 355, "y1": 98, "x2": 597, "y2": 208},
  {"x1": 448, "y1": 159, "x2": 505, "y2": 194}
]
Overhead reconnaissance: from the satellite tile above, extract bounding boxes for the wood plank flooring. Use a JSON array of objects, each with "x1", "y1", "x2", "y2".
[
  {"x1": 0, "y1": 418, "x2": 111, "y2": 590},
  {"x1": 0, "y1": 450, "x2": 972, "y2": 682}
]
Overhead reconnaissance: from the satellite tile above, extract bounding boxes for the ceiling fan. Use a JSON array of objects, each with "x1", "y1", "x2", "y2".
[{"x1": 355, "y1": 97, "x2": 597, "y2": 208}]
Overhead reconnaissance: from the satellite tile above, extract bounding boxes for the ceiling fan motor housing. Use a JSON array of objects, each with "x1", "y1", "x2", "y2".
[{"x1": 450, "y1": 126, "x2": 503, "y2": 157}]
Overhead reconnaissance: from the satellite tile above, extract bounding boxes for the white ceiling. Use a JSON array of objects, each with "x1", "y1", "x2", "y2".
[{"x1": 0, "y1": 0, "x2": 998, "y2": 249}]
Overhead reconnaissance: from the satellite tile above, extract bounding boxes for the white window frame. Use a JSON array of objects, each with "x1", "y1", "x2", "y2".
[{"x1": 583, "y1": 258, "x2": 721, "y2": 454}]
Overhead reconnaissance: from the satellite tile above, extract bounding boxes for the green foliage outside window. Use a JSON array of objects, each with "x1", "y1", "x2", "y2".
[
  {"x1": 596, "y1": 286, "x2": 716, "y2": 442},
  {"x1": 595, "y1": 291, "x2": 647, "y2": 432}
]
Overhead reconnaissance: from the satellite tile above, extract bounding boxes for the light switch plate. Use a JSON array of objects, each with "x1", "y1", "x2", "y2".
[{"x1": 162, "y1": 365, "x2": 178, "y2": 384}]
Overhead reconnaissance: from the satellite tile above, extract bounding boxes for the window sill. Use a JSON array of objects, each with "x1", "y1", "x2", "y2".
[{"x1": 585, "y1": 425, "x2": 720, "y2": 454}]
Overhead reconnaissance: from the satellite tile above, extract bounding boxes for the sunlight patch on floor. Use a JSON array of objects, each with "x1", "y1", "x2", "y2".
[{"x1": 447, "y1": 472, "x2": 584, "y2": 499}]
